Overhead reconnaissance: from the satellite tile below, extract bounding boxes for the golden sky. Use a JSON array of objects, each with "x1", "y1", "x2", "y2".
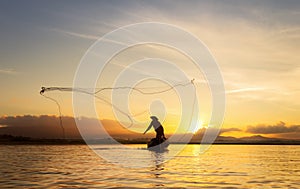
[{"x1": 0, "y1": 1, "x2": 299, "y2": 139}]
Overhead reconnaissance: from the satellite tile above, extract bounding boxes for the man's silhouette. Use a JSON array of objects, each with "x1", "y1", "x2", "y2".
[{"x1": 143, "y1": 116, "x2": 166, "y2": 141}]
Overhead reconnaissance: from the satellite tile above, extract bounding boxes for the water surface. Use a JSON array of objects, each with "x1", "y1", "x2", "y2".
[{"x1": 0, "y1": 144, "x2": 299, "y2": 188}]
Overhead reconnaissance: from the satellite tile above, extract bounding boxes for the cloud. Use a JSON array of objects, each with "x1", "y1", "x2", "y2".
[
  {"x1": 220, "y1": 127, "x2": 242, "y2": 134},
  {"x1": 194, "y1": 127, "x2": 241, "y2": 137},
  {"x1": 205, "y1": 127, "x2": 242, "y2": 136},
  {"x1": 51, "y1": 28, "x2": 99, "y2": 40},
  {"x1": 246, "y1": 121, "x2": 300, "y2": 134},
  {"x1": 51, "y1": 28, "x2": 134, "y2": 47},
  {"x1": 278, "y1": 26, "x2": 300, "y2": 33},
  {"x1": 0, "y1": 115, "x2": 79, "y2": 138},
  {"x1": 0, "y1": 115, "x2": 139, "y2": 139},
  {"x1": 0, "y1": 69, "x2": 17, "y2": 75},
  {"x1": 226, "y1": 87, "x2": 266, "y2": 94}
]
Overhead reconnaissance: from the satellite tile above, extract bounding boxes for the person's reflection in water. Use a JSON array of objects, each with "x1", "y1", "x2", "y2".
[{"x1": 150, "y1": 151, "x2": 166, "y2": 179}]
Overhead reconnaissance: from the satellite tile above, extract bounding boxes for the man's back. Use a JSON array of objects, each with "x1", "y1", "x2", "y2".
[{"x1": 151, "y1": 120, "x2": 161, "y2": 130}]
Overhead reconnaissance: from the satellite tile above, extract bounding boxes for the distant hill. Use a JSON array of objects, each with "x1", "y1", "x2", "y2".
[
  {"x1": 240, "y1": 135, "x2": 278, "y2": 141},
  {"x1": 212, "y1": 135, "x2": 299, "y2": 144},
  {"x1": 186, "y1": 128, "x2": 300, "y2": 144}
]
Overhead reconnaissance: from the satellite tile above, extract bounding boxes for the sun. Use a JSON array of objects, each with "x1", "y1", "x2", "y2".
[{"x1": 190, "y1": 120, "x2": 203, "y2": 133}]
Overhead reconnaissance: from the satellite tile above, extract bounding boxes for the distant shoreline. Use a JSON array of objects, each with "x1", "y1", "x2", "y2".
[
  {"x1": 1, "y1": 135, "x2": 300, "y2": 145},
  {"x1": 1, "y1": 140, "x2": 300, "y2": 145},
  {"x1": 1, "y1": 142, "x2": 300, "y2": 145}
]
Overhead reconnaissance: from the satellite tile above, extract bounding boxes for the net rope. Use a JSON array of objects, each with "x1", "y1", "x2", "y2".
[{"x1": 40, "y1": 79, "x2": 195, "y2": 139}]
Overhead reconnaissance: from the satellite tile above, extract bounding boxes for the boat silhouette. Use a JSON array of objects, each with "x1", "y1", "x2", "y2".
[{"x1": 147, "y1": 138, "x2": 169, "y2": 151}]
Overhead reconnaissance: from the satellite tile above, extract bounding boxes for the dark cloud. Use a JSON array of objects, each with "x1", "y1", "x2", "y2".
[
  {"x1": 246, "y1": 121, "x2": 300, "y2": 134},
  {"x1": 193, "y1": 127, "x2": 241, "y2": 138},
  {"x1": 0, "y1": 115, "x2": 138, "y2": 139},
  {"x1": 220, "y1": 127, "x2": 241, "y2": 134},
  {"x1": 0, "y1": 115, "x2": 79, "y2": 138}
]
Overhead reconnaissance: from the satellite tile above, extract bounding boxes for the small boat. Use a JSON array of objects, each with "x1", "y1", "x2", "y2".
[{"x1": 147, "y1": 138, "x2": 169, "y2": 151}]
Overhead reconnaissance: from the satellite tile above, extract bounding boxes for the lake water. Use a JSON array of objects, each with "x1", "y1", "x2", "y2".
[{"x1": 0, "y1": 144, "x2": 299, "y2": 188}]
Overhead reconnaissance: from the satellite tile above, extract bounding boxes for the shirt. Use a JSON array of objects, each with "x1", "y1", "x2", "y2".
[
  {"x1": 144, "y1": 119, "x2": 162, "y2": 134},
  {"x1": 150, "y1": 120, "x2": 161, "y2": 130}
]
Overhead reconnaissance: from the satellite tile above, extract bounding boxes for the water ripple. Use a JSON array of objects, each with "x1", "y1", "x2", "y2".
[{"x1": 0, "y1": 144, "x2": 299, "y2": 188}]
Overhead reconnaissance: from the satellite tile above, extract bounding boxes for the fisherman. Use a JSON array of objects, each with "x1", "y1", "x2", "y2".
[{"x1": 143, "y1": 116, "x2": 166, "y2": 142}]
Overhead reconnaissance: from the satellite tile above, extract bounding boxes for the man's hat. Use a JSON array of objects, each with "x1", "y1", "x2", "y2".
[{"x1": 150, "y1": 116, "x2": 158, "y2": 120}]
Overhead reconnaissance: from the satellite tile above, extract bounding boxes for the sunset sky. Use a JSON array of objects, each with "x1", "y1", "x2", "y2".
[{"x1": 0, "y1": 1, "x2": 300, "y2": 139}]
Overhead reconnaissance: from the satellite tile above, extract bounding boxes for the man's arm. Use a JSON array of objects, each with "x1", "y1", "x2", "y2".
[{"x1": 143, "y1": 122, "x2": 152, "y2": 134}]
